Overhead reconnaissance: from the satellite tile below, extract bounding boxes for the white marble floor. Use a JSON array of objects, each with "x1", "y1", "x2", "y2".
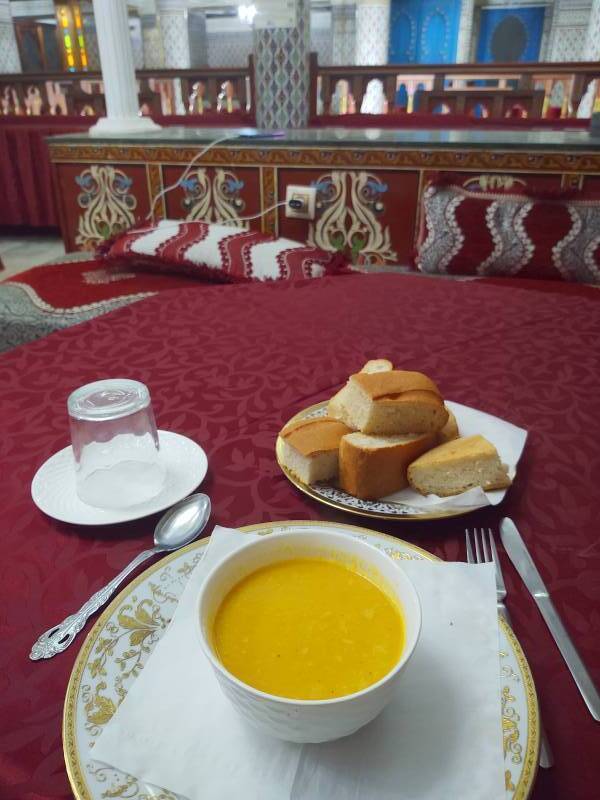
[{"x1": 0, "y1": 236, "x2": 66, "y2": 280}]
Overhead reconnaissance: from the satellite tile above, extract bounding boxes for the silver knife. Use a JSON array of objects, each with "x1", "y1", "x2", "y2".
[{"x1": 500, "y1": 517, "x2": 600, "y2": 721}]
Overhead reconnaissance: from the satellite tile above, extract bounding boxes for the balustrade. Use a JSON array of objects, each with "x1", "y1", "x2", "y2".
[
  {"x1": 0, "y1": 58, "x2": 254, "y2": 119},
  {"x1": 2, "y1": 55, "x2": 599, "y2": 122},
  {"x1": 309, "y1": 54, "x2": 600, "y2": 120}
]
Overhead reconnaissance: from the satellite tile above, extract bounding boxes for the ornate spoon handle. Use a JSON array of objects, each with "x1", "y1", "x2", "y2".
[{"x1": 30, "y1": 547, "x2": 161, "y2": 661}]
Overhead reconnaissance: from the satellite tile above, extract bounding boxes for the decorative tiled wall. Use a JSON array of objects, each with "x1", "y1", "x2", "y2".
[
  {"x1": 311, "y1": 26, "x2": 333, "y2": 66},
  {"x1": 254, "y1": 0, "x2": 310, "y2": 128},
  {"x1": 0, "y1": 0, "x2": 21, "y2": 73},
  {"x1": 189, "y1": 10, "x2": 207, "y2": 67},
  {"x1": 157, "y1": 8, "x2": 191, "y2": 68},
  {"x1": 331, "y1": 3, "x2": 356, "y2": 65},
  {"x1": 583, "y1": 0, "x2": 600, "y2": 59},
  {"x1": 141, "y1": 15, "x2": 165, "y2": 69},
  {"x1": 129, "y1": 18, "x2": 144, "y2": 70},
  {"x1": 547, "y1": 0, "x2": 592, "y2": 62},
  {"x1": 455, "y1": 0, "x2": 475, "y2": 62},
  {"x1": 355, "y1": 1, "x2": 390, "y2": 65},
  {"x1": 207, "y1": 31, "x2": 253, "y2": 67},
  {"x1": 82, "y1": 14, "x2": 100, "y2": 70}
]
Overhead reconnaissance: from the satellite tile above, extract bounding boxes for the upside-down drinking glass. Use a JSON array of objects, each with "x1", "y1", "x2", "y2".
[{"x1": 68, "y1": 379, "x2": 166, "y2": 509}]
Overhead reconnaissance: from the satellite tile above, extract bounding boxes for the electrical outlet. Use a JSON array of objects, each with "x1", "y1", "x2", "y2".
[{"x1": 285, "y1": 185, "x2": 317, "y2": 220}]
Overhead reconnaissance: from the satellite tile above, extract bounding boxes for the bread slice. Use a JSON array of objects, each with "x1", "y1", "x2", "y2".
[
  {"x1": 361, "y1": 359, "x2": 393, "y2": 374},
  {"x1": 339, "y1": 432, "x2": 436, "y2": 500},
  {"x1": 340, "y1": 370, "x2": 448, "y2": 435},
  {"x1": 328, "y1": 359, "x2": 393, "y2": 425},
  {"x1": 407, "y1": 435, "x2": 511, "y2": 497},
  {"x1": 279, "y1": 416, "x2": 352, "y2": 484},
  {"x1": 437, "y1": 408, "x2": 459, "y2": 444}
]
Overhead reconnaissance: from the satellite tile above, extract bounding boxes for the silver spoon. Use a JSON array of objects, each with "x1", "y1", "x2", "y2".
[{"x1": 30, "y1": 493, "x2": 211, "y2": 661}]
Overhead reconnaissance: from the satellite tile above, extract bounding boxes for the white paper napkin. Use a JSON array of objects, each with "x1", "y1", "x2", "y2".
[
  {"x1": 381, "y1": 400, "x2": 527, "y2": 510},
  {"x1": 92, "y1": 526, "x2": 505, "y2": 800}
]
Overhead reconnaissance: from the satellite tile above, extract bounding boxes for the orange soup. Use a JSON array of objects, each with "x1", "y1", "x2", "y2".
[{"x1": 212, "y1": 558, "x2": 404, "y2": 700}]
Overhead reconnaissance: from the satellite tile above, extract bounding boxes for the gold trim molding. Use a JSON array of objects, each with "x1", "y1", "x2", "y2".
[{"x1": 48, "y1": 143, "x2": 600, "y2": 173}]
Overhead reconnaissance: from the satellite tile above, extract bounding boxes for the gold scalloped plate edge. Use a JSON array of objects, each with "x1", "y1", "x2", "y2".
[
  {"x1": 63, "y1": 520, "x2": 539, "y2": 800},
  {"x1": 276, "y1": 402, "x2": 484, "y2": 521}
]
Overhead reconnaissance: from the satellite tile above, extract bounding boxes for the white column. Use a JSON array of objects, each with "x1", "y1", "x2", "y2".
[
  {"x1": 455, "y1": 0, "x2": 475, "y2": 64},
  {"x1": 331, "y1": 1, "x2": 356, "y2": 65},
  {"x1": 89, "y1": 0, "x2": 160, "y2": 136},
  {"x1": 0, "y1": 0, "x2": 22, "y2": 73},
  {"x1": 355, "y1": 0, "x2": 390, "y2": 65},
  {"x1": 584, "y1": 0, "x2": 600, "y2": 60}
]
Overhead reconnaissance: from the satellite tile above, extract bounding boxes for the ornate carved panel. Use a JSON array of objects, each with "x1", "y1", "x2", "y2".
[
  {"x1": 75, "y1": 166, "x2": 137, "y2": 250},
  {"x1": 307, "y1": 171, "x2": 398, "y2": 266}
]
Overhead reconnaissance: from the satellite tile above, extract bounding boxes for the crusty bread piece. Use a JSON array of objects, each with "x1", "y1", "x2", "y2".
[
  {"x1": 437, "y1": 408, "x2": 459, "y2": 444},
  {"x1": 279, "y1": 416, "x2": 352, "y2": 484},
  {"x1": 328, "y1": 359, "x2": 393, "y2": 425},
  {"x1": 361, "y1": 359, "x2": 393, "y2": 374},
  {"x1": 339, "y1": 432, "x2": 436, "y2": 500},
  {"x1": 340, "y1": 370, "x2": 448, "y2": 435},
  {"x1": 407, "y1": 435, "x2": 511, "y2": 497}
]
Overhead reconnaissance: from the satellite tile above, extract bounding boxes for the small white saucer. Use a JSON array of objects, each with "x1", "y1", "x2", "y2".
[{"x1": 31, "y1": 430, "x2": 208, "y2": 526}]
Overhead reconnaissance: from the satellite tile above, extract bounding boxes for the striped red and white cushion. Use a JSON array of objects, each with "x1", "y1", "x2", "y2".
[{"x1": 103, "y1": 220, "x2": 349, "y2": 282}]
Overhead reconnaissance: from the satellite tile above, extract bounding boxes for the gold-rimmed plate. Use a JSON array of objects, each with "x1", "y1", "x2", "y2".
[
  {"x1": 276, "y1": 401, "x2": 526, "y2": 521},
  {"x1": 63, "y1": 520, "x2": 539, "y2": 800}
]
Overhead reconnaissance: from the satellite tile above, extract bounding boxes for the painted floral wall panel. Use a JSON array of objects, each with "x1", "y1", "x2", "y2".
[{"x1": 277, "y1": 168, "x2": 420, "y2": 267}]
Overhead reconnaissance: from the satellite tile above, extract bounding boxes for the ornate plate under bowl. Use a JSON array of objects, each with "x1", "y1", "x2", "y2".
[
  {"x1": 63, "y1": 520, "x2": 539, "y2": 800},
  {"x1": 276, "y1": 401, "x2": 522, "y2": 521}
]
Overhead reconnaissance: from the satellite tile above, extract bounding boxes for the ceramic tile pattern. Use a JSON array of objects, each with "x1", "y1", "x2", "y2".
[
  {"x1": 331, "y1": 4, "x2": 356, "y2": 65},
  {"x1": 0, "y1": 13, "x2": 21, "y2": 73},
  {"x1": 547, "y1": 0, "x2": 592, "y2": 61},
  {"x1": 311, "y1": 26, "x2": 333, "y2": 66},
  {"x1": 82, "y1": 14, "x2": 101, "y2": 70},
  {"x1": 207, "y1": 31, "x2": 253, "y2": 68},
  {"x1": 254, "y1": 0, "x2": 310, "y2": 128},
  {"x1": 583, "y1": 0, "x2": 600, "y2": 59},
  {"x1": 355, "y1": 3, "x2": 390, "y2": 65},
  {"x1": 158, "y1": 10, "x2": 191, "y2": 69}
]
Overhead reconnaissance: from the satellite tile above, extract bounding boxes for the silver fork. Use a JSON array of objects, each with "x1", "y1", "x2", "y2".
[{"x1": 466, "y1": 527, "x2": 554, "y2": 769}]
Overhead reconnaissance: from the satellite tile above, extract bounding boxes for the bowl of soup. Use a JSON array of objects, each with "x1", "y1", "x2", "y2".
[{"x1": 197, "y1": 529, "x2": 421, "y2": 743}]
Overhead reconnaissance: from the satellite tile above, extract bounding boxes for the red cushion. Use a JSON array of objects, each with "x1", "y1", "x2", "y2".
[
  {"x1": 102, "y1": 220, "x2": 350, "y2": 282},
  {"x1": 415, "y1": 181, "x2": 600, "y2": 284}
]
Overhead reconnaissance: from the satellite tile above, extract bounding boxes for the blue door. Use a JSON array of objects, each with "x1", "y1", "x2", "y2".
[
  {"x1": 389, "y1": 0, "x2": 461, "y2": 64},
  {"x1": 476, "y1": 8, "x2": 545, "y2": 63}
]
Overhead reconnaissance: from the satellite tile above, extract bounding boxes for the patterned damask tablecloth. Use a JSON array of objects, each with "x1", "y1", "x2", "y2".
[{"x1": 0, "y1": 273, "x2": 599, "y2": 800}]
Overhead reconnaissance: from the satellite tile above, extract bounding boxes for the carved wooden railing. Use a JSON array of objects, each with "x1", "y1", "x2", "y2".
[
  {"x1": 0, "y1": 57, "x2": 254, "y2": 118},
  {"x1": 309, "y1": 54, "x2": 600, "y2": 119}
]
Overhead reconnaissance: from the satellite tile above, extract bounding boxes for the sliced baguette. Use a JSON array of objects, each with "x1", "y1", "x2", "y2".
[
  {"x1": 437, "y1": 408, "x2": 459, "y2": 444},
  {"x1": 407, "y1": 434, "x2": 511, "y2": 497},
  {"x1": 339, "y1": 431, "x2": 436, "y2": 500},
  {"x1": 341, "y1": 370, "x2": 448, "y2": 435},
  {"x1": 279, "y1": 416, "x2": 352, "y2": 484},
  {"x1": 328, "y1": 359, "x2": 393, "y2": 425}
]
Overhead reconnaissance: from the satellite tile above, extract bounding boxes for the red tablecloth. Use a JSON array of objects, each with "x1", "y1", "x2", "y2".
[{"x1": 1, "y1": 273, "x2": 599, "y2": 799}]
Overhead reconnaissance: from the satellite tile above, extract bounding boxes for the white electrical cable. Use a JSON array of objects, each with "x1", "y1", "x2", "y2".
[{"x1": 147, "y1": 132, "x2": 239, "y2": 223}]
